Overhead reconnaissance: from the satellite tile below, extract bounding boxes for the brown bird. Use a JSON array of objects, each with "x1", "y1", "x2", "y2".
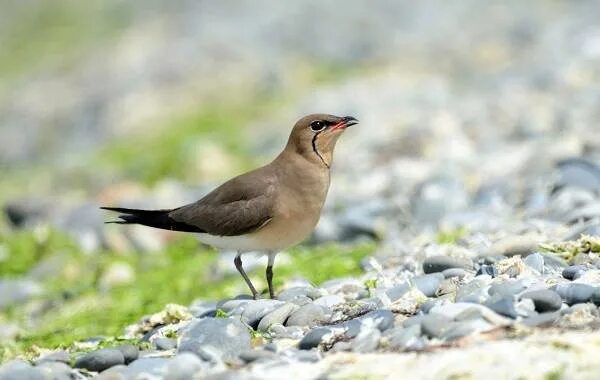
[{"x1": 102, "y1": 114, "x2": 358, "y2": 299}]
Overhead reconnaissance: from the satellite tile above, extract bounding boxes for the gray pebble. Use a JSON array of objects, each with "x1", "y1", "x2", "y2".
[
  {"x1": 178, "y1": 318, "x2": 251, "y2": 362},
  {"x1": 521, "y1": 311, "x2": 560, "y2": 327},
  {"x1": 298, "y1": 327, "x2": 333, "y2": 350},
  {"x1": 562, "y1": 265, "x2": 588, "y2": 280},
  {"x1": 423, "y1": 256, "x2": 473, "y2": 274},
  {"x1": 442, "y1": 268, "x2": 469, "y2": 279},
  {"x1": 125, "y1": 358, "x2": 170, "y2": 379},
  {"x1": 35, "y1": 361, "x2": 73, "y2": 380},
  {"x1": 386, "y1": 325, "x2": 424, "y2": 350},
  {"x1": 240, "y1": 299, "x2": 284, "y2": 328},
  {"x1": 485, "y1": 296, "x2": 519, "y2": 318},
  {"x1": 34, "y1": 350, "x2": 70, "y2": 365},
  {"x1": 117, "y1": 344, "x2": 139, "y2": 364},
  {"x1": 257, "y1": 303, "x2": 299, "y2": 332},
  {"x1": 488, "y1": 280, "x2": 528, "y2": 298},
  {"x1": 74, "y1": 348, "x2": 125, "y2": 372},
  {"x1": 286, "y1": 303, "x2": 330, "y2": 327},
  {"x1": 277, "y1": 286, "x2": 324, "y2": 301},
  {"x1": 413, "y1": 273, "x2": 444, "y2": 297},
  {"x1": 238, "y1": 349, "x2": 276, "y2": 363},
  {"x1": 154, "y1": 337, "x2": 177, "y2": 351},
  {"x1": 521, "y1": 289, "x2": 563, "y2": 312},
  {"x1": 165, "y1": 353, "x2": 208, "y2": 380},
  {"x1": 523, "y1": 252, "x2": 544, "y2": 273},
  {"x1": 421, "y1": 314, "x2": 453, "y2": 338},
  {"x1": 351, "y1": 328, "x2": 381, "y2": 353},
  {"x1": 553, "y1": 283, "x2": 596, "y2": 305}
]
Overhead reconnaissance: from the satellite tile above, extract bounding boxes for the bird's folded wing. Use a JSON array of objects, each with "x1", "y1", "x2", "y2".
[{"x1": 168, "y1": 171, "x2": 275, "y2": 237}]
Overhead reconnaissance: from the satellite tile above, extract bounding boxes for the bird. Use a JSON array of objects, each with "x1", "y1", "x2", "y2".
[{"x1": 102, "y1": 114, "x2": 358, "y2": 299}]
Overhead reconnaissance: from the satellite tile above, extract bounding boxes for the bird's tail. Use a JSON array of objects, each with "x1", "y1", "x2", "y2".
[{"x1": 100, "y1": 206, "x2": 204, "y2": 233}]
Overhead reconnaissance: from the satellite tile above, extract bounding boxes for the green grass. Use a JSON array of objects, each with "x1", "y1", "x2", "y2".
[{"x1": 0, "y1": 229, "x2": 374, "y2": 362}]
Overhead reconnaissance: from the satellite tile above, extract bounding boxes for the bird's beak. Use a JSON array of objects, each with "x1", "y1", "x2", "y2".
[{"x1": 331, "y1": 116, "x2": 359, "y2": 131}]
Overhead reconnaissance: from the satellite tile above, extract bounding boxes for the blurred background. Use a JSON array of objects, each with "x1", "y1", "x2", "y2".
[{"x1": 1, "y1": 0, "x2": 599, "y2": 361}]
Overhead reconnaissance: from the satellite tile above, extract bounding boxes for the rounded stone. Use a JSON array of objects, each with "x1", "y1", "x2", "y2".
[
  {"x1": 286, "y1": 303, "x2": 330, "y2": 327},
  {"x1": 521, "y1": 289, "x2": 563, "y2": 312},
  {"x1": 553, "y1": 283, "x2": 596, "y2": 305},
  {"x1": 562, "y1": 265, "x2": 588, "y2": 280},
  {"x1": 74, "y1": 348, "x2": 125, "y2": 372},
  {"x1": 423, "y1": 256, "x2": 473, "y2": 274}
]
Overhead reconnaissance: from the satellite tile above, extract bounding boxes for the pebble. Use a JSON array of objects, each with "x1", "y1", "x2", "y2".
[
  {"x1": 257, "y1": 303, "x2": 299, "y2": 332},
  {"x1": 562, "y1": 265, "x2": 588, "y2": 280},
  {"x1": 125, "y1": 358, "x2": 170, "y2": 379},
  {"x1": 412, "y1": 273, "x2": 444, "y2": 297},
  {"x1": 523, "y1": 252, "x2": 545, "y2": 273},
  {"x1": 286, "y1": 303, "x2": 330, "y2": 327},
  {"x1": 423, "y1": 256, "x2": 473, "y2": 274},
  {"x1": 277, "y1": 286, "x2": 324, "y2": 301},
  {"x1": 521, "y1": 289, "x2": 563, "y2": 312},
  {"x1": 386, "y1": 325, "x2": 425, "y2": 350},
  {"x1": 34, "y1": 350, "x2": 70, "y2": 365},
  {"x1": 298, "y1": 327, "x2": 334, "y2": 350},
  {"x1": 239, "y1": 299, "x2": 284, "y2": 328},
  {"x1": 154, "y1": 337, "x2": 177, "y2": 350},
  {"x1": 351, "y1": 327, "x2": 381, "y2": 353},
  {"x1": 553, "y1": 283, "x2": 597, "y2": 305},
  {"x1": 117, "y1": 344, "x2": 139, "y2": 364},
  {"x1": 178, "y1": 318, "x2": 251, "y2": 361},
  {"x1": 421, "y1": 314, "x2": 453, "y2": 338},
  {"x1": 165, "y1": 353, "x2": 208, "y2": 380},
  {"x1": 239, "y1": 349, "x2": 276, "y2": 363},
  {"x1": 74, "y1": 348, "x2": 125, "y2": 372},
  {"x1": 442, "y1": 268, "x2": 469, "y2": 279}
]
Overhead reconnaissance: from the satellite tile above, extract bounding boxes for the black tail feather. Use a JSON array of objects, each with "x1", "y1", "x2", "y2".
[{"x1": 100, "y1": 206, "x2": 205, "y2": 233}]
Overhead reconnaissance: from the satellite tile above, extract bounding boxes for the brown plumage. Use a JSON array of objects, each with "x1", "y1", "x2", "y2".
[{"x1": 102, "y1": 113, "x2": 358, "y2": 298}]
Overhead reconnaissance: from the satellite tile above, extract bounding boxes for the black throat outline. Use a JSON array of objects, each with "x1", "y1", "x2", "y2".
[{"x1": 311, "y1": 131, "x2": 330, "y2": 169}]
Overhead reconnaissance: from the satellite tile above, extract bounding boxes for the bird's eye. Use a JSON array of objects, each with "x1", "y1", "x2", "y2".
[{"x1": 310, "y1": 120, "x2": 326, "y2": 132}]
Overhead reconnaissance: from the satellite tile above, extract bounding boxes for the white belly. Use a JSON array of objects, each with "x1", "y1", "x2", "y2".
[{"x1": 196, "y1": 233, "x2": 274, "y2": 251}]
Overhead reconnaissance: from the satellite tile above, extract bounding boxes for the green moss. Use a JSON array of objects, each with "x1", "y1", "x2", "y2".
[
  {"x1": 436, "y1": 227, "x2": 467, "y2": 245},
  {"x1": 539, "y1": 235, "x2": 600, "y2": 263},
  {"x1": 0, "y1": 228, "x2": 374, "y2": 362}
]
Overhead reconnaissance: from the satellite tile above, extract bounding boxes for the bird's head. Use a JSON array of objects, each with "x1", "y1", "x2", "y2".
[{"x1": 285, "y1": 113, "x2": 358, "y2": 168}]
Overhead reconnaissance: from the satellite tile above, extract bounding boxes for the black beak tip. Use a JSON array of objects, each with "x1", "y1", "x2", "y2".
[{"x1": 342, "y1": 116, "x2": 359, "y2": 126}]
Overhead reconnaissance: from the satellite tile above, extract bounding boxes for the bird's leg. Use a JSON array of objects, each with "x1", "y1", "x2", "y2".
[
  {"x1": 234, "y1": 252, "x2": 259, "y2": 299},
  {"x1": 266, "y1": 252, "x2": 276, "y2": 299}
]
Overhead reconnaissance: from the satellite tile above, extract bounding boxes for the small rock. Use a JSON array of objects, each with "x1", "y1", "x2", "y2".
[
  {"x1": 523, "y1": 252, "x2": 544, "y2": 273},
  {"x1": 239, "y1": 299, "x2": 284, "y2": 328},
  {"x1": 485, "y1": 296, "x2": 520, "y2": 319},
  {"x1": 154, "y1": 337, "x2": 177, "y2": 351},
  {"x1": 257, "y1": 303, "x2": 299, "y2": 332},
  {"x1": 521, "y1": 312, "x2": 560, "y2": 327},
  {"x1": 412, "y1": 273, "x2": 444, "y2": 297},
  {"x1": 286, "y1": 303, "x2": 330, "y2": 327},
  {"x1": 277, "y1": 286, "x2": 324, "y2": 302},
  {"x1": 521, "y1": 289, "x2": 563, "y2": 312},
  {"x1": 34, "y1": 350, "x2": 70, "y2": 365},
  {"x1": 476, "y1": 264, "x2": 497, "y2": 277},
  {"x1": 421, "y1": 314, "x2": 453, "y2": 338},
  {"x1": 165, "y1": 353, "x2": 208, "y2": 380},
  {"x1": 423, "y1": 256, "x2": 473, "y2": 274},
  {"x1": 125, "y1": 358, "x2": 170, "y2": 379},
  {"x1": 313, "y1": 295, "x2": 346, "y2": 308},
  {"x1": 386, "y1": 325, "x2": 424, "y2": 350},
  {"x1": 442, "y1": 268, "x2": 469, "y2": 279},
  {"x1": 74, "y1": 348, "x2": 125, "y2": 372},
  {"x1": 562, "y1": 265, "x2": 588, "y2": 280},
  {"x1": 117, "y1": 344, "x2": 139, "y2": 364},
  {"x1": 351, "y1": 328, "x2": 381, "y2": 353},
  {"x1": 178, "y1": 318, "x2": 251, "y2": 362},
  {"x1": 553, "y1": 283, "x2": 596, "y2": 305},
  {"x1": 35, "y1": 361, "x2": 73, "y2": 380},
  {"x1": 298, "y1": 327, "x2": 335, "y2": 350},
  {"x1": 488, "y1": 280, "x2": 528, "y2": 298},
  {"x1": 238, "y1": 349, "x2": 276, "y2": 363}
]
